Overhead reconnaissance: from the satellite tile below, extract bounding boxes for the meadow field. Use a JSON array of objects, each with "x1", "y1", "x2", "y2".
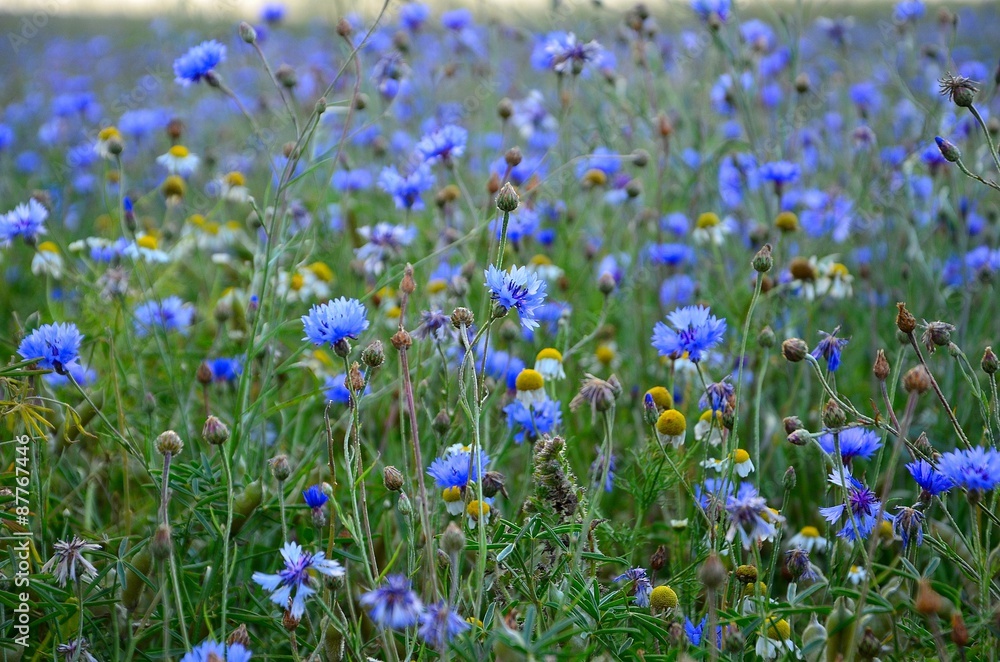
[{"x1": 2, "y1": 0, "x2": 1000, "y2": 659}]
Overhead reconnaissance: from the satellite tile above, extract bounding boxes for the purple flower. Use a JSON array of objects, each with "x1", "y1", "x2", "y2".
[
  {"x1": 820, "y1": 470, "x2": 887, "y2": 541},
  {"x1": 360, "y1": 574, "x2": 424, "y2": 630},
  {"x1": 18, "y1": 322, "x2": 83, "y2": 373},
  {"x1": 504, "y1": 398, "x2": 562, "y2": 444},
  {"x1": 892, "y1": 506, "x2": 924, "y2": 547},
  {"x1": 906, "y1": 459, "x2": 954, "y2": 496},
  {"x1": 811, "y1": 328, "x2": 849, "y2": 371},
  {"x1": 181, "y1": 640, "x2": 252, "y2": 662},
  {"x1": 651, "y1": 305, "x2": 727, "y2": 363},
  {"x1": 818, "y1": 428, "x2": 882, "y2": 463},
  {"x1": 613, "y1": 567, "x2": 652, "y2": 607},
  {"x1": 418, "y1": 601, "x2": 469, "y2": 648},
  {"x1": 378, "y1": 163, "x2": 434, "y2": 210},
  {"x1": 252, "y1": 542, "x2": 345, "y2": 619},
  {"x1": 691, "y1": 0, "x2": 731, "y2": 22},
  {"x1": 484, "y1": 265, "x2": 548, "y2": 330},
  {"x1": 725, "y1": 482, "x2": 781, "y2": 549},
  {"x1": 415, "y1": 124, "x2": 468, "y2": 164},
  {"x1": 134, "y1": 296, "x2": 195, "y2": 336},
  {"x1": 302, "y1": 485, "x2": 328, "y2": 509},
  {"x1": 534, "y1": 32, "x2": 603, "y2": 74},
  {"x1": 1, "y1": 199, "x2": 48, "y2": 244},
  {"x1": 936, "y1": 447, "x2": 1000, "y2": 491},
  {"x1": 173, "y1": 41, "x2": 225, "y2": 86}
]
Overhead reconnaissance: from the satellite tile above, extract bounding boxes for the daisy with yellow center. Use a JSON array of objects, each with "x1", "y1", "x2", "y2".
[
  {"x1": 787, "y1": 525, "x2": 828, "y2": 553},
  {"x1": 645, "y1": 386, "x2": 673, "y2": 411},
  {"x1": 442, "y1": 486, "x2": 465, "y2": 516},
  {"x1": 221, "y1": 170, "x2": 250, "y2": 202},
  {"x1": 534, "y1": 348, "x2": 566, "y2": 381},
  {"x1": 32, "y1": 241, "x2": 64, "y2": 278},
  {"x1": 649, "y1": 585, "x2": 678, "y2": 611},
  {"x1": 527, "y1": 253, "x2": 564, "y2": 281},
  {"x1": 582, "y1": 168, "x2": 608, "y2": 187},
  {"x1": 693, "y1": 212, "x2": 730, "y2": 245},
  {"x1": 694, "y1": 409, "x2": 724, "y2": 446},
  {"x1": 816, "y1": 259, "x2": 854, "y2": 299},
  {"x1": 466, "y1": 499, "x2": 492, "y2": 529},
  {"x1": 124, "y1": 233, "x2": 170, "y2": 263},
  {"x1": 94, "y1": 125, "x2": 123, "y2": 159},
  {"x1": 161, "y1": 175, "x2": 186, "y2": 200},
  {"x1": 655, "y1": 409, "x2": 686, "y2": 447},
  {"x1": 515, "y1": 369, "x2": 546, "y2": 406},
  {"x1": 594, "y1": 342, "x2": 618, "y2": 368},
  {"x1": 732, "y1": 448, "x2": 754, "y2": 477},
  {"x1": 755, "y1": 617, "x2": 798, "y2": 659},
  {"x1": 775, "y1": 210, "x2": 800, "y2": 233},
  {"x1": 847, "y1": 565, "x2": 866, "y2": 585},
  {"x1": 156, "y1": 144, "x2": 200, "y2": 176}
]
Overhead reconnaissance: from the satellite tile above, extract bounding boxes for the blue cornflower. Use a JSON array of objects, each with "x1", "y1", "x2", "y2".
[
  {"x1": 415, "y1": 124, "x2": 468, "y2": 164},
  {"x1": 209, "y1": 356, "x2": 243, "y2": 383},
  {"x1": 811, "y1": 328, "x2": 849, "y2": 371},
  {"x1": 504, "y1": 398, "x2": 561, "y2": 444},
  {"x1": 725, "y1": 482, "x2": 782, "y2": 549},
  {"x1": 324, "y1": 372, "x2": 370, "y2": 404},
  {"x1": 906, "y1": 459, "x2": 954, "y2": 496},
  {"x1": 659, "y1": 274, "x2": 697, "y2": 308},
  {"x1": 330, "y1": 169, "x2": 373, "y2": 191},
  {"x1": 428, "y1": 445, "x2": 489, "y2": 492},
  {"x1": 18, "y1": 322, "x2": 83, "y2": 373},
  {"x1": 758, "y1": 160, "x2": 801, "y2": 188},
  {"x1": 936, "y1": 447, "x2": 1000, "y2": 491},
  {"x1": 785, "y1": 548, "x2": 818, "y2": 581},
  {"x1": 820, "y1": 469, "x2": 887, "y2": 541},
  {"x1": 691, "y1": 0, "x2": 731, "y2": 22},
  {"x1": 892, "y1": 506, "x2": 924, "y2": 548},
  {"x1": 491, "y1": 206, "x2": 539, "y2": 243},
  {"x1": 699, "y1": 379, "x2": 734, "y2": 413},
  {"x1": 261, "y1": 2, "x2": 286, "y2": 23},
  {"x1": 484, "y1": 265, "x2": 548, "y2": 331},
  {"x1": 399, "y1": 2, "x2": 430, "y2": 30},
  {"x1": 378, "y1": 163, "x2": 435, "y2": 210},
  {"x1": 180, "y1": 640, "x2": 252, "y2": 662},
  {"x1": 651, "y1": 305, "x2": 727, "y2": 363},
  {"x1": 302, "y1": 298, "x2": 369, "y2": 349},
  {"x1": 173, "y1": 40, "x2": 226, "y2": 86},
  {"x1": 360, "y1": 574, "x2": 424, "y2": 629},
  {"x1": 695, "y1": 477, "x2": 734, "y2": 510},
  {"x1": 134, "y1": 296, "x2": 194, "y2": 337},
  {"x1": 646, "y1": 243, "x2": 695, "y2": 266},
  {"x1": 534, "y1": 32, "x2": 603, "y2": 75},
  {"x1": 302, "y1": 485, "x2": 328, "y2": 509},
  {"x1": 418, "y1": 601, "x2": 469, "y2": 648},
  {"x1": 43, "y1": 362, "x2": 96, "y2": 389},
  {"x1": 413, "y1": 309, "x2": 453, "y2": 343},
  {"x1": 252, "y1": 542, "x2": 345, "y2": 619},
  {"x1": 1, "y1": 199, "x2": 48, "y2": 245},
  {"x1": 575, "y1": 147, "x2": 621, "y2": 179},
  {"x1": 441, "y1": 7, "x2": 473, "y2": 29},
  {"x1": 613, "y1": 567, "x2": 652, "y2": 607},
  {"x1": 355, "y1": 223, "x2": 417, "y2": 276},
  {"x1": 894, "y1": 0, "x2": 925, "y2": 22},
  {"x1": 685, "y1": 617, "x2": 707, "y2": 646},
  {"x1": 818, "y1": 428, "x2": 882, "y2": 463}
]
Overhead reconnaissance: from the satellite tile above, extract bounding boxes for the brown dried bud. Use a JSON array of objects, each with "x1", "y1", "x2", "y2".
[
  {"x1": 951, "y1": 612, "x2": 968, "y2": 648},
  {"x1": 983, "y1": 346, "x2": 999, "y2": 375},
  {"x1": 451, "y1": 307, "x2": 474, "y2": 329},
  {"x1": 486, "y1": 172, "x2": 500, "y2": 195},
  {"x1": 921, "y1": 321, "x2": 955, "y2": 352},
  {"x1": 482, "y1": 471, "x2": 508, "y2": 498},
  {"x1": 283, "y1": 610, "x2": 301, "y2": 631},
  {"x1": 336, "y1": 17, "x2": 352, "y2": 38},
  {"x1": 699, "y1": 553, "x2": 727, "y2": 590},
  {"x1": 505, "y1": 147, "x2": 522, "y2": 167},
  {"x1": 390, "y1": 330, "x2": 412, "y2": 351},
  {"x1": 197, "y1": 361, "x2": 213, "y2": 385},
  {"x1": 167, "y1": 118, "x2": 185, "y2": 141},
  {"x1": 228, "y1": 624, "x2": 251, "y2": 647},
  {"x1": 657, "y1": 112, "x2": 673, "y2": 137},
  {"x1": 497, "y1": 97, "x2": 513, "y2": 120},
  {"x1": 782, "y1": 338, "x2": 809, "y2": 362},
  {"x1": 873, "y1": 349, "x2": 890, "y2": 382},
  {"x1": 383, "y1": 466, "x2": 404, "y2": 492},
  {"x1": 400, "y1": 263, "x2": 416, "y2": 295},
  {"x1": 794, "y1": 72, "x2": 811, "y2": 93},
  {"x1": 915, "y1": 580, "x2": 942, "y2": 616},
  {"x1": 650, "y1": 545, "x2": 668, "y2": 572},
  {"x1": 348, "y1": 362, "x2": 365, "y2": 393},
  {"x1": 896, "y1": 302, "x2": 917, "y2": 334},
  {"x1": 631, "y1": 148, "x2": 650, "y2": 168},
  {"x1": 902, "y1": 365, "x2": 932, "y2": 395}
]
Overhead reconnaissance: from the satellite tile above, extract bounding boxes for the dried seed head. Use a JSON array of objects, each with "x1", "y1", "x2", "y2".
[
  {"x1": 873, "y1": 349, "x2": 890, "y2": 382},
  {"x1": 283, "y1": 610, "x2": 301, "y2": 632},
  {"x1": 390, "y1": 330, "x2": 412, "y2": 351},
  {"x1": 896, "y1": 302, "x2": 917, "y2": 334},
  {"x1": 228, "y1": 624, "x2": 251, "y2": 647},
  {"x1": 400, "y1": 263, "x2": 416, "y2": 295},
  {"x1": 734, "y1": 564, "x2": 757, "y2": 585},
  {"x1": 348, "y1": 362, "x2": 366, "y2": 393},
  {"x1": 921, "y1": 321, "x2": 955, "y2": 352},
  {"x1": 939, "y1": 72, "x2": 978, "y2": 108},
  {"x1": 451, "y1": 307, "x2": 474, "y2": 329},
  {"x1": 903, "y1": 365, "x2": 932, "y2": 395},
  {"x1": 382, "y1": 466, "x2": 404, "y2": 492},
  {"x1": 650, "y1": 545, "x2": 668, "y2": 571}
]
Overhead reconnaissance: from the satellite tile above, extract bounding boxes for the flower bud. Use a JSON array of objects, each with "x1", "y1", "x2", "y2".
[
  {"x1": 934, "y1": 136, "x2": 961, "y2": 163},
  {"x1": 735, "y1": 564, "x2": 757, "y2": 585},
  {"x1": 752, "y1": 244, "x2": 773, "y2": 273},
  {"x1": 757, "y1": 325, "x2": 775, "y2": 348},
  {"x1": 451, "y1": 307, "x2": 474, "y2": 329},
  {"x1": 441, "y1": 521, "x2": 466, "y2": 555},
  {"x1": 903, "y1": 365, "x2": 932, "y2": 395},
  {"x1": 202, "y1": 415, "x2": 230, "y2": 446},
  {"x1": 896, "y1": 302, "x2": 916, "y2": 334},
  {"x1": 432, "y1": 410, "x2": 451, "y2": 435},
  {"x1": 496, "y1": 182, "x2": 520, "y2": 213},
  {"x1": 822, "y1": 399, "x2": 847, "y2": 429},
  {"x1": 982, "y1": 346, "x2": 999, "y2": 375},
  {"x1": 336, "y1": 17, "x2": 352, "y2": 38},
  {"x1": 239, "y1": 21, "x2": 257, "y2": 43},
  {"x1": 333, "y1": 338, "x2": 352, "y2": 358},
  {"x1": 481, "y1": 471, "x2": 507, "y2": 498},
  {"x1": 873, "y1": 349, "x2": 890, "y2": 382},
  {"x1": 497, "y1": 97, "x2": 513, "y2": 120},
  {"x1": 794, "y1": 72, "x2": 811, "y2": 93},
  {"x1": 505, "y1": 147, "x2": 522, "y2": 167},
  {"x1": 155, "y1": 430, "x2": 184, "y2": 456},
  {"x1": 699, "y1": 553, "x2": 727, "y2": 590},
  {"x1": 383, "y1": 466, "x2": 404, "y2": 492},
  {"x1": 390, "y1": 330, "x2": 412, "y2": 351},
  {"x1": 152, "y1": 523, "x2": 173, "y2": 561},
  {"x1": 397, "y1": 492, "x2": 412, "y2": 515},
  {"x1": 361, "y1": 340, "x2": 385, "y2": 369},
  {"x1": 631, "y1": 148, "x2": 650, "y2": 168},
  {"x1": 400, "y1": 263, "x2": 416, "y2": 295},
  {"x1": 270, "y1": 455, "x2": 292, "y2": 482},
  {"x1": 783, "y1": 416, "x2": 803, "y2": 435},
  {"x1": 857, "y1": 627, "x2": 881, "y2": 660},
  {"x1": 597, "y1": 272, "x2": 617, "y2": 295},
  {"x1": 275, "y1": 64, "x2": 297, "y2": 89},
  {"x1": 783, "y1": 466, "x2": 797, "y2": 490},
  {"x1": 787, "y1": 429, "x2": 810, "y2": 446},
  {"x1": 782, "y1": 338, "x2": 809, "y2": 362}
]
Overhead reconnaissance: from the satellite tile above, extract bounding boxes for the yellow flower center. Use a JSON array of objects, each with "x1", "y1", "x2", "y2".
[
  {"x1": 650, "y1": 585, "x2": 678, "y2": 609},
  {"x1": 37, "y1": 241, "x2": 59, "y2": 253},
  {"x1": 98, "y1": 126, "x2": 120, "y2": 141},
  {"x1": 308, "y1": 262, "x2": 334, "y2": 282},
  {"x1": 699, "y1": 409, "x2": 722, "y2": 424},
  {"x1": 595, "y1": 344, "x2": 615, "y2": 365},
  {"x1": 582, "y1": 168, "x2": 608, "y2": 186},
  {"x1": 162, "y1": 175, "x2": 186, "y2": 197},
  {"x1": 188, "y1": 214, "x2": 206, "y2": 227},
  {"x1": 386, "y1": 305, "x2": 401, "y2": 319},
  {"x1": 203, "y1": 221, "x2": 220, "y2": 235},
  {"x1": 312, "y1": 349, "x2": 333, "y2": 366},
  {"x1": 536, "y1": 347, "x2": 563, "y2": 363},
  {"x1": 169, "y1": 145, "x2": 189, "y2": 158},
  {"x1": 775, "y1": 211, "x2": 800, "y2": 232},
  {"x1": 656, "y1": 409, "x2": 686, "y2": 437},
  {"x1": 733, "y1": 448, "x2": 750, "y2": 464},
  {"x1": 427, "y1": 279, "x2": 447, "y2": 294},
  {"x1": 830, "y1": 262, "x2": 850, "y2": 278},
  {"x1": 515, "y1": 369, "x2": 544, "y2": 392},
  {"x1": 877, "y1": 520, "x2": 893, "y2": 539},
  {"x1": 225, "y1": 220, "x2": 243, "y2": 231},
  {"x1": 530, "y1": 254, "x2": 553, "y2": 266},
  {"x1": 800, "y1": 525, "x2": 820, "y2": 538},
  {"x1": 137, "y1": 235, "x2": 158, "y2": 250},
  {"x1": 696, "y1": 212, "x2": 720, "y2": 229},
  {"x1": 290, "y1": 273, "x2": 305, "y2": 291},
  {"x1": 224, "y1": 171, "x2": 246, "y2": 187},
  {"x1": 789, "y1": 256, "x2": 817, "y2": 281},
  {"x1": 442, "y1": 486, "x2": 462, "y2": 502},
  {"x1": 767, "y1": 618, "x2": 791, "y2": 641},
  {"x1": 467, "y1": 500, "x2": 490, "y2": 519},
  {"x1": 645, "y1": 386, "x2": 673, "y2": 410}
]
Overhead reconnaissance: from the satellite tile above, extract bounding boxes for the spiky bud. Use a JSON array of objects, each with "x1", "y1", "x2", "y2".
[
  {"x1": 496, "y1": 182, "x2": 520, "y2": 213},
  {"x1": 698, "y1": 553, "x2": 727, "y2": 590},
  {"x1": 270, "y1": 455, "x2": 292, "y2": 482},
  {"x1": 451, "y1": 307, "x2": 474, "y2": 329},
  {"x1": 441, "y1": 522, "x2": 466, "y2": 555},
  {"x1": 390, "y1": 330, "x2": 412, "y2": 351},
  {"x1": 202, "y1": 415, "x2": 230, "y2": 446},
  {"x1": 873, "y1": 349, "x2": 890, "y2": 382},
  {"x1": 783, "y1": 466, "x2": 797, "y2": 490},
  {"x1": 757, "y1": 325, "x2": 775, "y2": 348},
  {"x1": 361, "y1": 340, "x2": 385, "y2": 369},
  {"x1": 934, "y1": 136, "x2": 961, "y2": 163},
  {"x1": 228, "y1": 624, "x2": 251, "y2": 647},
  {"x1": 397, "y1": 492, "x2": 412, "y2": 515},
  {"x1": 787, "y1": 429, "x2": 810, "y2": 446},
  {"x1": 155, "y1": 430, "x2": 184, "y2": 456},
  {"x1": 982, "y1": 346, "x2": 999, "y2": 375},
  {"x1": 597, "y1": 272, "x2": 617, "y2": 296},
  {"x1": 752, "y1": 244, "x2": 773, "y2": 273},
  {"x1": 783, "y1": 416, "x2": 803, "y2": 435},
  {"x1": 896, "y1": 302, "x2": 917, "y2": 334},
  {"x1": 822, "y1": 399, "x2": 847, "y2": 429}
]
